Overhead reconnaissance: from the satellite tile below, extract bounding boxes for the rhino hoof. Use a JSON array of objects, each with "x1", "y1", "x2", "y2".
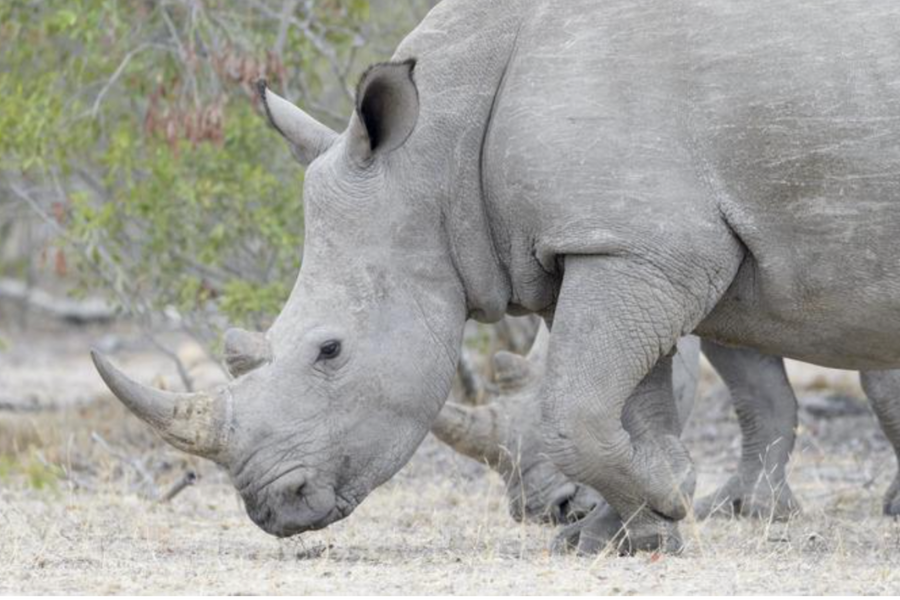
[
  {"x1": 695, "y1": 476, "x2": 800, "y2": 522},
  {"x1": 550, "y1": 503, "x2": 682, "y2": 556},
  {"x1": 550, "y1": 503, "x2": 620, "y2": 555},
  {"x1": 882, "y1": 477, "x2": 900, "y2": 517},
  {"x1": 549, "y1": 520, "x2": 583, "y2": 555}
]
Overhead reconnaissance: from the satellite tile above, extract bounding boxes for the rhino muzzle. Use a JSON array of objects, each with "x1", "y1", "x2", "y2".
[{"x1": 91, "y1": 350, "x2": 232, "y2": 462}]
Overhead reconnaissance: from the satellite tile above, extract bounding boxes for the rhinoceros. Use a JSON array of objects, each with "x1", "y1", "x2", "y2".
[
  {"x1": 431, "y1": 323, "x2": 698, "y2": 526},
  {"x1": 92, "y1": 0, "x2": 900, "y2": 552}
]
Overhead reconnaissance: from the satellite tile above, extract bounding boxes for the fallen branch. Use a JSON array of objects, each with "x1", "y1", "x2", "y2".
[
  {"x1": 159, "y1": 470, "x2": 198, "y2": 503},
  {"x1": 0, "y1": 278, "x2": 115, "y2": 324}
]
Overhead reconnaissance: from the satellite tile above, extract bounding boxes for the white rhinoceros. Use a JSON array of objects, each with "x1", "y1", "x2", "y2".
[{"x1": 92, "y1": 0, "x2": 900, "y2": 552}]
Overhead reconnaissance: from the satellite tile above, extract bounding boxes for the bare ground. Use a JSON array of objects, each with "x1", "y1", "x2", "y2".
[{"x1": 2, "y1": 323, "x2": 900, "y2": 594}]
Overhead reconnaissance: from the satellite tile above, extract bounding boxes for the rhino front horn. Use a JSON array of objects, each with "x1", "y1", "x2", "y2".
[{"x1": 91, "y1": 350, "x2": 232, "y2": 462}]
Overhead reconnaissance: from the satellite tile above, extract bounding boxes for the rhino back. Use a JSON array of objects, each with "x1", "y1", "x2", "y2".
[{"x1": 482, "y1": 0, "x2": 900, "y2": 368}]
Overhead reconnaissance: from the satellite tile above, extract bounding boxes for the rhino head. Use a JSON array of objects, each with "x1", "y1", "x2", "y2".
[
  {"x1": 431, "y1": 323, "x2": 604, "y2": 525},
  {"x1": 92, "y1": 60, "x2": 471, "y2": 537}
]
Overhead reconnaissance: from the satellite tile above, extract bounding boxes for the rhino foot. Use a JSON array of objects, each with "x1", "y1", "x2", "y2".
[
  {"x1": 694, "y1": 475, "x2": 800, "y2": 522},
  {"x1": 550, "y1": 502, "x2": 620, "y2": 555},
  {"x1": 550, "y1": 502, "x2": 683, "y2": 556},
  {"x1": 883, "y1": 474, "x2": 900, "y2": 517}
]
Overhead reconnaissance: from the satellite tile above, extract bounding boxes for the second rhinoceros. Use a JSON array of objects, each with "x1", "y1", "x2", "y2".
[
  {"x1": 432, "y1": 324, "x2": 699, "y2": 526},
  {"x1": 93, "y1": 0, "x2": 900, "y2": 552}
]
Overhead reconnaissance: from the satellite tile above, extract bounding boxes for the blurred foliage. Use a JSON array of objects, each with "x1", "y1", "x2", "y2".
[
  {"x1": 0, "y1": 0, "x2": 434, "y2": 347},
  {"x1": 0, "y1": 451, "x2": 64, "y2": 492}
]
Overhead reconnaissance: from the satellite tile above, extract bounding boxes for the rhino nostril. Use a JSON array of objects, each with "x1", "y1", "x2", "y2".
[
  {"x1": 547, "y1": 484, "x2": 582, "y2": 524},
  {"x1": 294, "y1": 481, "x2": 307, "y2": 499},
  {"x1": 559, "y1": 498, "x2": 582, "y2": 524}
]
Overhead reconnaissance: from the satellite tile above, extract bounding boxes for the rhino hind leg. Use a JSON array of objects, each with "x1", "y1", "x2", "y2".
[
  {"x1": 693, "y1": 473, "x2": 799, "y2": 522},
  {"x1": 883, "y1": 473, "x2": 900, "y2": 517},
  {"x1": 859, "y1": 370, "x2": 900, "y2": 516},
  {"x1": 695, "y1": 341, "x2": 800, "y2": 522}
]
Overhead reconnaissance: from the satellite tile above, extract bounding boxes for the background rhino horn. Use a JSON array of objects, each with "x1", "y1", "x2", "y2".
[
  {"x1": 431, "y1": 402, "x2": 506, "y2": 467},
  {"x1": 491, "y1": 351, "x2": 531, "y2": 388},
  {"x1": 91, "y1": 350, "x2": 230, "y2": 461},
  {"x1": 525, "y1": 321, "x2": 550, "y2": 365},
  {"x1": 457, "y1": 348, "x2": 484, "y2": 402}
]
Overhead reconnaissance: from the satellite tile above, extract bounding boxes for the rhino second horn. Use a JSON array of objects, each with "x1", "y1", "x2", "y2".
[
  {"x1": 223, "y1": 328, "x2": 272, "y2": 378},
  {"x1": 91, "y1": 350, "x2": 231, "y2": 461},
  {"x1": 431, "y1": 402, "x2": 506, "y2": 467}
]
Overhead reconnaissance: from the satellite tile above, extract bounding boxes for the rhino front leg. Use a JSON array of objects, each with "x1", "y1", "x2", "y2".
[
  {"x1": 695, "y1": 341, "x2": 800, "y2": 521},
  {"x1": 542, "y1": 255, "x2": 710, "y2": 554},
  {"x1": 551, "y1": 350, "x2": 688, "y2": 554},
  {"x1": 859, "y1": 370, "x2": 900, "y2": 516}
]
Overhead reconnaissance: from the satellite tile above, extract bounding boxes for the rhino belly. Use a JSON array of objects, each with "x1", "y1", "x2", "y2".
[{"x1": 696, "y1": 243, "x2": 900, "y2": 371}]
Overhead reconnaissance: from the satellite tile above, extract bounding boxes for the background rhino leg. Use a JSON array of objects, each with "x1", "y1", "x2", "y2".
[
  {"x1": 542, "y1": 255, "x2": 710, "y2": 554},
  {"x1": 859, "y1": 370, "x2": 900, "y2": 516},
  {"x1": 695, "y1": 341, "x2": 800, "y2": 521},
  {"x1": 672, "y1": 335, "x2": 701, "y2": 429}
]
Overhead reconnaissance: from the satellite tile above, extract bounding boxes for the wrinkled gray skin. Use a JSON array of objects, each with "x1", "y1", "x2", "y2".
[
  {"x1": 93, "y1": 0, "x2": 900, "y2": 552},
  {"x1": 431, "y1": 325, "x2": 699, "y2": 525}
]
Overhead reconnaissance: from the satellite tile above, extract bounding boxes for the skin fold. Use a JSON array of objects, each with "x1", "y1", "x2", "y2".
[{"x1": 93, "y1": 0, "x2": 900, "y2": 552}]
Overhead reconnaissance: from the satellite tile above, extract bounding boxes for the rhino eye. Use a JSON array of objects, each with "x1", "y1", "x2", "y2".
[{"x1": 317, "y1": 340, "x2": 342, "y2": 361}]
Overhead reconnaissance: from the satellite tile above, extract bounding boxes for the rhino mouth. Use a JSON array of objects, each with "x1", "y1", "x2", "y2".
[
  {"x1": 266, "y1": 505, "x2": 348, "y2": 539},
  {"x1": 239, "y1": 464, "x2": 359, "y2": 538},
  {"x1": 557, "y1": 494, "x2": 597, "y2": 524},
  {"x1": 246, "y1": 487, "x2": 356, "y2": 538},
  {"x1": 545, "y1": 483, "x2": 601, "y2": 525}
]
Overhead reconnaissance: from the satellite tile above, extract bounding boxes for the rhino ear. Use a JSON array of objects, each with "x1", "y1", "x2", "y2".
[
  {"x1": 257, "y1": 81, "x2": 338, "y2": 166},
  {"x1": 350, "y1": 59, "x2": 419, "y2": 161}
]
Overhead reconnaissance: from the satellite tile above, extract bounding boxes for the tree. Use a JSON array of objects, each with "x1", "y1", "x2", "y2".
[{"x1": 0, "y1": 0, "x2": 435, "y2": 373}]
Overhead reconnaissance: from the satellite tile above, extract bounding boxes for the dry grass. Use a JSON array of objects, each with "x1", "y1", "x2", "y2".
[
  {"x1": 2, "y1": 327, "x2": 900, "y2": 594},
  {"x1": 2, "y1": 392, "x2": 900, "y2": 595}
]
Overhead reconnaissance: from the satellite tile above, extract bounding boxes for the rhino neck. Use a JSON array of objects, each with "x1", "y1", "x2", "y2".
[{"x1": 393, "y1": 0, "x2": 522, "y2": 322}]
